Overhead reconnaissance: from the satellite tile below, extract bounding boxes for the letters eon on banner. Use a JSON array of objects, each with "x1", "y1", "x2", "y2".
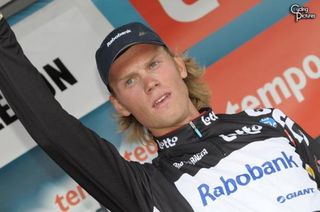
[{"x1": 0, "y1": 58, "x2": 77, "y2": 131}]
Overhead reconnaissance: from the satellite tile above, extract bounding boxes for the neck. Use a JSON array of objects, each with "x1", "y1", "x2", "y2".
[{"x1": 149, "y1": 106, "x2": 201, "y2": 137}]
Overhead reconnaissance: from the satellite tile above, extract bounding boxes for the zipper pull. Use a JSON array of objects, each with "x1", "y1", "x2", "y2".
[{"x1": 189, "y1": 121, "x2": 203, "y2": 138}]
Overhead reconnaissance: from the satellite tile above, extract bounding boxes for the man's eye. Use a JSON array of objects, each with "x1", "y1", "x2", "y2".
[
  {"x1": 149, "y1": 60, "x2": 160, "y2": 69},
  {"x1": 125, "y1": 78, "x2": 135, "y2": 86}
]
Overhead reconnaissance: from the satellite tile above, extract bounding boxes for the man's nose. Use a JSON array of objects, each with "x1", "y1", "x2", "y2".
[{"x1": 143, "y1": 76, "x2": 160, "y2": 94}]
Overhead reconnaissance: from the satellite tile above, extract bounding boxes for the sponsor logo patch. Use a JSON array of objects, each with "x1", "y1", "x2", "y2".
[
  {"x1": 245, "y1": 108, "x2": 272, "y2": 117},
  {"x1": 173, "y1": 148, "x2": 208, "y2": 169},
  {"x1": 259, "y1": 117, "x2": 277, "y2": 128},
  {"x1": 107, "y1": 29, "x2": 131, "y2": 47},
  {"x1": 272, "y1": 109, "x2": 310, "y2": 146},
  {"x1": 201, "y1": 111, "x2": 218, "y2": 126},
  {"x1": 277, "y1": 187, "x2": 315, "y2": 203},
  {"x1": 156, "y1": 136, "x2": 178, "y2": 150},
  {"x1": 219, "y1": 125, "x2": 263, "y2": 142},
  {"x1": 198, "y1": 151, "x2": 299, "y2": 206}
]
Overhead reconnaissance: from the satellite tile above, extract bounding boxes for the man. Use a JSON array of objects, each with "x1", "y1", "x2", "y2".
[{"x1": 0, "y1": 14, "x2": 320, "y2": 212}]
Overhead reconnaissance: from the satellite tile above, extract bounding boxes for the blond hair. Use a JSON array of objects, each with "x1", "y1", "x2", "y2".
[{"x1": 114, "y1": 48, "x2": 211, "y2": 142}]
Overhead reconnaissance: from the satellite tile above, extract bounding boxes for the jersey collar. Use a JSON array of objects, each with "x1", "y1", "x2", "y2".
[{"x1": 153, "y1": 108, "x2": 219, "y2": 152}]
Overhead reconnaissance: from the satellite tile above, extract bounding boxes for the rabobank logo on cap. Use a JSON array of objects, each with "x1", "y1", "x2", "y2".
[{"x1": 107, "y1": 29, "x2": 132, "y2": 47}]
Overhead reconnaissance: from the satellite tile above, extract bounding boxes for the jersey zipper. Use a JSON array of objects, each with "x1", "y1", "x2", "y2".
[{"x1": 189, "y1": 121, "x2": 226, "y2": 156}]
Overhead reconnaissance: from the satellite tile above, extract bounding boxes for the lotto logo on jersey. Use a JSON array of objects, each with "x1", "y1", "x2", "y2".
[
  {"x1": 201, "y1": 111, "x2": 218, "y2": 126},
  {"x1": 156, "y1": 136, "x2": 179, "y2": 150},
  {"x1": 219, "y1": 125, "x2": 263, "y2": 142},
  {"x1": 130, "y1": 0, "x2": 260, "y2": 51}
]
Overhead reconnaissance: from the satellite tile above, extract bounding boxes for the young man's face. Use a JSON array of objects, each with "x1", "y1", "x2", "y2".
[{"x1": 109, "y1": 44, "x2": 199, "y2": 136}]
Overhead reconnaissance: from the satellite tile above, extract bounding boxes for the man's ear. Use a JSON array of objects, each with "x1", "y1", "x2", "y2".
[
  {"x1": 173, "y1": 56, "x2": 187, "y2": 79},
  {"x1": 109, "y1": 95, "x2": 131, "y2": 117}
]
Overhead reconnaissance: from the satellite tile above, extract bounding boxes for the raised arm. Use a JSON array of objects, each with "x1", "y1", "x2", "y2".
[{"x1": 0, "y1": 15, "x2": 152, "y2": 211}]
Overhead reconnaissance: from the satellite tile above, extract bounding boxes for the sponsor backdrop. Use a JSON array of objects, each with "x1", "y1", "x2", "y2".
[{"x1": 0, "y1": 0, "x2": 319, "y2": 211}]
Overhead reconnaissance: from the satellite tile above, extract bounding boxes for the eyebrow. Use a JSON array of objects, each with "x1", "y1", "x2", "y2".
[{"x1": 117, "y1": 49, "x2": 162, "y2": 82}]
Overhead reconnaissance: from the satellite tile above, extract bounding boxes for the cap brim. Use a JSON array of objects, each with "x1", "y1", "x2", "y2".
[{"x1": 111, "y1": 40, "x2": 166, "y2": 65}]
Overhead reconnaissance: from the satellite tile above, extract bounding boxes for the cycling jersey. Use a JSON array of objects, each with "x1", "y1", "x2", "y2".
[{"x1": 1, "y1": 18, "x2": 320, "y2": 212}]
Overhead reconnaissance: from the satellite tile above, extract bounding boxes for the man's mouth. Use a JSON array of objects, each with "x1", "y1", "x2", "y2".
[{"x1": 153, "y1": 92, "x2": 171, "y2": 108}]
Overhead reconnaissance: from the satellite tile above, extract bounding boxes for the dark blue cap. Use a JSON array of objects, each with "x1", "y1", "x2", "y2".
[{"x1": 95, "y1": 22, "x2": 166, "y2": 90}]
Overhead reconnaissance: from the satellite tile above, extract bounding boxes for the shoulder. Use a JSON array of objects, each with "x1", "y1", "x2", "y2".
[
  {"x1": 217, "y1": 108, "x2": 289, "y2": 128},
  {"x1": 221, "y1": 108, "x2": 287, "y2": 119},
  {"x1": 217, "y1": 108, "x2": 277, "y2": 119}
]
